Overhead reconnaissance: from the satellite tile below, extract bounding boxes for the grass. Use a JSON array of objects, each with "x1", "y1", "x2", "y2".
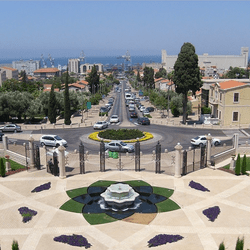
[
  {"x1": 60, "y1": 200, "x2": 84, "y2": 213},
  {"x1": 153, "y1": 187, "x2": 174, "y2": 198},
  {"x1": 3, "y1": 158, "x2": 25, "y2": 171},
  {"x1": 223, "y1": 157, "x2": 250, "y2": 171},
  {"x1": 156, "y1": 199, "x2": 180, "y2": 213},
  {"x1": 66, "y1": 187, "x2": 88, "y2": 198},
  {"x1": 83, "y1": 213, "x2": 117, "y2": 225}
]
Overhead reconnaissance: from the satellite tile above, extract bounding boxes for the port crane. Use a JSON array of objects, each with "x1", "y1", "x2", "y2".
[
  {"x1": 48, "y1": 54, "x2": 55, "y2": 68},
  {"x1": 40, "y1": 54, "x2": 47, "y2": 68},
  {"x1": 79, "y1": 50, "x2": 85, "y2": 63},
  {"x1": 117, "y1": 50, "x2": 131, "y2": 71}
]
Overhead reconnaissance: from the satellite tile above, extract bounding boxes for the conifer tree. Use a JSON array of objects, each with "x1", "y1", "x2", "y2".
[
  {"x1": 235, "y1": 237, "x2": 244, "y2": 250},
  {"x1": 235, "y1": 153, "x2": 241, "y2": 175},
  {"x1": 12, "y1": 240, "x2": 19, "y2": 250},
  {"x1": 218, "y1": 241, "x2": 225, "y2": 250},
  {"x1": 241, "y1": 154, "x2": 247, "y2": 175},
  {"x1": 173, "y1": 42, "x2": 202, "y2": 124},
  {"x1": 0, "y1": 157, "x2": 5, "y2": 177},
  {"x1": 64, "y1": 68, "x2": 71, "y2": 125},
  {"x1": 48, "y1": 83, "x2": 57, "y2": 124}
]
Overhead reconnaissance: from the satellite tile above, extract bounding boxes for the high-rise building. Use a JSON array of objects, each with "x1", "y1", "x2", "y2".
[
  {"x1": 12, "y1": 59, "x2": 40, "y2": 75},
  {"x1": 68, "y1": 58, "x2": 80, "y2": 74}
]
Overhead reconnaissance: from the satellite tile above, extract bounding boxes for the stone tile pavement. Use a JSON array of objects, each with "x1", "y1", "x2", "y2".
[{"x1": 1, "y1": 160, "x2": 250, "y2": 249}]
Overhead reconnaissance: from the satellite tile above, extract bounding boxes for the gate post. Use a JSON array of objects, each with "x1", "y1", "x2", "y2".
[
  {"x1": 53, "y1": 151, "x2": 59, "y2": 176},
  {"x1": 29, "y1": 136, "x2": 35, "y2": 170},
  {"x1": 174, "y1": 143, "x2": 183, "y2": 178},
  {"x1": 135, "y1": 140, "x2": 140, "y2": 171},
  {"x1": 34, "y1": 145, "x2": 41, "y2": 170},
  {"x1": 3, "y1": 135, "x2": 8, "y2": 153},
  {"x1": 100, "y1": 141, "x2": 105, "y2": 172},
  {"x1": 155, "y1": 141, "x2": 161, "y2": 173},
  {"x1": 79, "y1": 142, "x2": 85, "y2": 174},
  {"x1": 233, "y1": 133, "x2": 239, "y2": 155},
  {"x1": 58, "y1": 146, "x2": 66, "y2": 179},
  {"x1": 206, "y1": 133, "x2": 212, "y2": 166}
]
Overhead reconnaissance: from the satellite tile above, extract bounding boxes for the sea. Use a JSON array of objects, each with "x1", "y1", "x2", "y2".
[{"x1": 0, "y1": 55, "x2": 161, "y2": 68}]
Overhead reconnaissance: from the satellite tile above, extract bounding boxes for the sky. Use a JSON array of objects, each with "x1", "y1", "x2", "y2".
[{"x1": 0, "y1": 1, "x2": 249, "y2": 59}]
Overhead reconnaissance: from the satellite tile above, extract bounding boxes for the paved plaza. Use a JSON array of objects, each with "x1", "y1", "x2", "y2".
[{"x1": 1, "y1": 159, "x2": 250, "y2": 250}]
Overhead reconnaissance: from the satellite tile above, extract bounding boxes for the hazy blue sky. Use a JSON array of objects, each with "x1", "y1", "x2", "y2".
[{"x1": 0, "y1": 1, "x2": 249, "y2": 59}]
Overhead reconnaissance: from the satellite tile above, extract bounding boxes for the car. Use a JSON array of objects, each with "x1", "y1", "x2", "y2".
[
  {"x1": 129, "y1": 106, "x2": 135, "y2": 112},
  {"x1": 93, "y1": 121, "x2": 109, "y2": 130},
  {"x1": 140, "y1": 106, "x2": 146, "y2": 112},
  {"x1": 146, "y1": 107, "x2": 155, "y2": 112},
  {"x1": 191, "y1": 135, "x2": 221, "y2": 146},
  {"x1": 137, "y1": 117, "x2": 150, "y2": 125},
  {"x1": 100, "y1": 107, "x2": 108, "y2": 113},
  {"x1": 110, "y1": 115, "x2": 119, "y2": 123},
  {"x1": 143, "y1": 110, "x2": 150, "y2": 116},
  {"x1": 40, "y1": 135, "x2": 67, "y2": 147},
  {"x1": 0, "y1": 124, "x2": 21, "y2": 133},
  {"x1": 0, "y1": 132, "x2": 4, "y2": 141},
  {"x1": 105, "y1": 140, "x2": 134, "y2": 153},
  {"x1": 130, "y1": 112, "x2": 138, "y2": 118}
]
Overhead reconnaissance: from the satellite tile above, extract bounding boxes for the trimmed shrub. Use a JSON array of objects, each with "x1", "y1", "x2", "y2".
[
  {"x1": 12, "y1": 240, "x2": 19, "y2": 250},
  {"x1": 0, "y1": 157, "x2": 6, "y2": 177},
  {"x1": 241, "y1": 154, "x2": 247, "y2": 175},
  {"x1": 99, "y1": 129, "x2": 144, "y2": 140},
  {"x1": 235, "y1": 154, "x2": 241, "y2": 175},
  {"x1": 235, "y1": 237, "x2": 244, "y2": 250},
  {"x1": 218, "y1": 241, "x2": 225, "y2": 250},
  {"x1": 201, "y1": 106, "x2": 211, "y2": 114}
]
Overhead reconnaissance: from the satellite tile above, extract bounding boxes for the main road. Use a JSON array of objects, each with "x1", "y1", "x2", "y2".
[{"x1": 29, "y1": 78, "x2": 236, "y2": 154}]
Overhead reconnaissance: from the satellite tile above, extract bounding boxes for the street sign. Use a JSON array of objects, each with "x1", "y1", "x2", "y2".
[{"x1": 87, "y1": 102, "x2": 91, "y2": 110}]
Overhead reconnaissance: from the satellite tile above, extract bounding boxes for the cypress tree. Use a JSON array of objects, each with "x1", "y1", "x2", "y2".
[
  {"x1": 235, "y1": 237, "x2": 244, "y2": 250},
  {"x1": 48, "y1": 83, "x2": 57, "y2": 124},
  {"x1": 12, "y1": 240, "x2": 19, "y2": 250},
  {"x1": 235, "y1": 153, "x2": 241, "y2": 176},
  {"x1": 0, "y1": 157, "x2": 5, "y2": 177},
  {"x1": 64, "y1": 68, "x2": 71, "y2": 125},
  {"x1": 241, "y1": 154, "x2": 247, "y2": 175},
  {"x1": 218, "y1": 241, "x2": 225, "y2": 250}
]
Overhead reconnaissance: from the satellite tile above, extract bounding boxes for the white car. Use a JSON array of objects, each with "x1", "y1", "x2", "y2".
[
  {"x1": 191, "y1": 135, "x2": 221, "y2": 146},
  {"x1": 40, "y1": 135, "x2": 67, "y2": 147},
  {"x1": 0, "y1": 124, "x2": 21, "y2": 133},
  {"x1": 110, "y1": 115, "x2": 119, "y2": 123},
  {"x1": 93, "y1": 121, "x2": 109, "y2": 130},
  {"x1": 140, "y1": 106, "x2": 146, "y2": 112},
  {"x1": 143, "y1": 110, "x2": 150, "y2": 116}
]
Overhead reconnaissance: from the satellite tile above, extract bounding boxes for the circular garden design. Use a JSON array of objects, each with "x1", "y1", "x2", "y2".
[{"x1": 60, "y1": 180, "x2": 180, "y2": 225}]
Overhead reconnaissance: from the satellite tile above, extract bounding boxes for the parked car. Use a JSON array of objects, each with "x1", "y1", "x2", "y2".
[
  {"x1": 143, "y1": 110, "x2": 150, "y2": 116},
  {"x1": 129, "y1": 106, "x2": 135, "y2": 112},
  {"x1": 0, "y1": 132, "x2": 4, "y2": 141},
  {"x1": 110, "y1": 115, "x2": 119, "y2": 123},
  {"x1": 40, "y1": 135, "x2": 67, "y2": 147},
  {"x1": 137, "y1": 117, "x2": 150, "y2": 125},
  {"x1": 100, "y1": 107, "x2": 108, "y2": 113},
  {"x1": 130, "y1": 112, "x2": 138, "y2": 118},
  {"x1": 191, "y1": 135, "x2": 221, "y2": 146},
  {"x1": 93, "y1": 121, "x2": 109, "y2": 130},
  {"x1": 140, "y1": 106, "x2": 146, "y2": 112},
  {"x1": 105, "y1": 140, "x2": 134, "y2": 153},
  {"x1": 0, "y1": 124, "x2": 21, "y2": 133},
  {"x1": 146, "y1": 107, "x2": 155, "y2": 112}
]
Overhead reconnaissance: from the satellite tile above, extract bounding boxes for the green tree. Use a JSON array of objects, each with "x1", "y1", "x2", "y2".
[
  {"x1": 235, "y1": 154, "x2": 241, "y2": 175},
  {"x1": 0, "y1": 157, "x2": 5, "y2": 177},
  {"x1": 136, "y1": 71, "x2": 141, "y2": 82},
  {"x1": 155, "y1": 67, "x2": 167, "y2": 79},
  {"x1": 235, "y1": 237, "x2": 244, "y2": 250},
  {"x1": 143, "y1": 67, "x2": 154, "y2": 89},
  {"x1": 241, "y1": 154, "x2": 247, "y2": 175},
  {"x1": 86, "y1": 65, "x2": 100, "y2": 94},
  {"x1": 64, "y1": 69, "x2": 71, "y2": 125},
  {"x1": 48, "y1": 84, "x2": 57, "y2": 124},
  {"x1": 218, "y1": 241, "x2": 225, "y2": 250},
  {"x1": 226, "y1": 67, "x2": 248, "y2": 79},
  {"x1": 173, "y1": 42, "x2": 202, "y2": 124},
  {"x1": 12, "y1": 240, "x2": 19, "y2": 250}
]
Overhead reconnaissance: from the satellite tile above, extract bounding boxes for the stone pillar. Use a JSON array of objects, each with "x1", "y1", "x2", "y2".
[
  {"x1": 230, "y1": 155, "x2": 236, "y2": 170},
  {"x1": 233, "y1": 133, "x2": 239, "y2": 155},
  {"x1": 2, "y1": 135, "x2": 8, "y2": 152},
  {"x1": 29, "y1": 136, "x2": 35, "y2": 170},
  {"x1": 174, "y1": 143, "x2": 183, "y2": 178},
  {"x1": 206, "y1": 133, "x2": 212, "y2": 166},
  {"x1": 58, "y1": 146, "x2": 66, "y2": 179}
]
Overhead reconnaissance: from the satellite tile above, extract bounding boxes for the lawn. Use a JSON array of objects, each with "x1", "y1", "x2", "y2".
[
  {"x1": 3, "y1": 158, "x2": 26, "y2": 171},
  {"x1": 223, "y1": 156, "x2": 250, "y2": 171}
]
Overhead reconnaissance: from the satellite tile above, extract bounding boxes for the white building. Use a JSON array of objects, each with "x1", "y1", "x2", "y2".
[
  {"x1": 12, "y1": 59, "x2": 40, "y2": 75},
  {"x1": 162, "y1": 47, "x2": 249, "y2": 72},
  {"x1": 0, "y1": 69, "x2": 7, "y2": 86},
  {"x1": 68, "y1": 58, "x2": 80, "y2": 74},
  {"x1": 80, "y1": 63, "x2": 103, "y2": 74}
]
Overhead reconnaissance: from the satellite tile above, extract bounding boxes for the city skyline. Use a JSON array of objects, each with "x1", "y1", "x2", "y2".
[{"x1": 0, "y1": 1, "x2": 249, "y2": 59}]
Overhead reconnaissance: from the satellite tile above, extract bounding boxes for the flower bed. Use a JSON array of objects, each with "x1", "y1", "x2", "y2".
[
  {"x1": 31, "y1": 182, "x2": 51, "y2": 193},
  {"x1": 54, "y1": 234, "x2": 91, "y2": 248},
  {"x1": 148, "y1": 234, "x2": 183, "y2": 247},
  {"x1": 18, "y1": 207, "x2": 37, "y2": 223},
  {"x1": 189, "y1": 180, "x2": 210, "y2": 192},
  {"x1": 203, "y1": 206, "x2": 220, "y2": 222}
]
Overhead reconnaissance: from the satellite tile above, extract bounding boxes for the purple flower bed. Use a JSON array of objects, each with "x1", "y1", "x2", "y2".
[
  {"x1": 54, "y1": 234, "x2": 91, "y2": 248},
  {"x1": 18, "y1": 207, "x2": 37, "y2": 223},
  {"x1": 148, "y1": 234, "x2": 183, "y2": 247},
  {"x1": 31, "y1": 182, "x2": 51, "y2": 193},
  {"x1": 203, "y1": 206, "x2": 220, "y2": 222},
  {"x1": 189, "y1": 180, "x2": 210, "y2": 192}
]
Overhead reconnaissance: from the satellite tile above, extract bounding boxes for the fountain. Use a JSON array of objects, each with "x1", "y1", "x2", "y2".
[{"x1": 100, "y1": 183, "x2": 139, "y2": 210}]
